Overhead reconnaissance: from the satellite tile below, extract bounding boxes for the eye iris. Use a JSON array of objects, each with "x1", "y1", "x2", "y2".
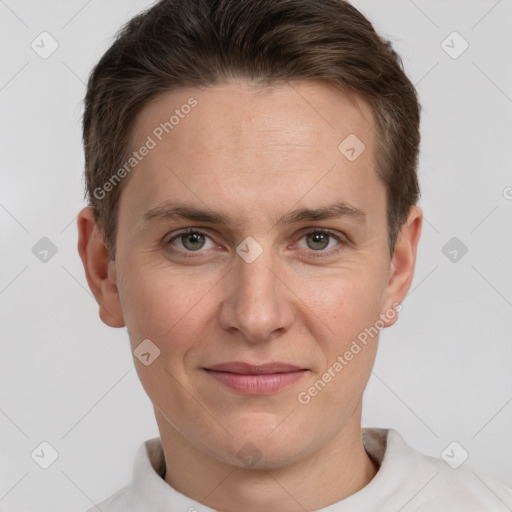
[
  {"x1": 182, "y1": 232, "x2": 205, "y2": 250},
  {"x1": 306, "y1": 232, "x2": 329, "y2": 250}
]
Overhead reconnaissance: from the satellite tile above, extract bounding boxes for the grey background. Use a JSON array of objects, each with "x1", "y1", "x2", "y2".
[{"x1": 0, "y1": 0, "x2": 511, "y2": 510}]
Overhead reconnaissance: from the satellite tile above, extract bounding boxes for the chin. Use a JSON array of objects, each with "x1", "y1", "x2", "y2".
[{"x1": 211, "y1": 419, "x2": 312, "y2": 469}]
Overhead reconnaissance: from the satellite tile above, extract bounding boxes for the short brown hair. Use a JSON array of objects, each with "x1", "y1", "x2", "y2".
[{"x1": 83, "y1": 0, "x2": 421, "y2": 260}]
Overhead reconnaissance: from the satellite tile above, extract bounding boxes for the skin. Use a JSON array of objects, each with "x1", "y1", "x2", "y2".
[{"x1": 78, "y1": 79, "x2": 422, "y2": 512}]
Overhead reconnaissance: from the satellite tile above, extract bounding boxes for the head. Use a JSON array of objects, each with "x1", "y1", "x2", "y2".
[{"x1": 78, "y1": 0, "x2": 422, "y2": 470}]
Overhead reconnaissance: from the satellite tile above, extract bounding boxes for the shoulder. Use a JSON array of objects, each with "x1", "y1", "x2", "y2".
[
  {"x1": 84, "y1": 437, "x2": 163, "y2": 512},
  {"x1": 85, "y1": 484, "x2": 133, "y2": 512},
  {"x1": 381, "y1": 429, "x2": 512, "y2": 510},
  {"x1": 416, "y1": 454, "x2": 512, "y2": 510}
]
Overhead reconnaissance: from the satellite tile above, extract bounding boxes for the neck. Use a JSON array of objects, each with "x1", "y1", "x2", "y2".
[{"x1": 156, "y1": 408, "x2": 379, "y2": 512}]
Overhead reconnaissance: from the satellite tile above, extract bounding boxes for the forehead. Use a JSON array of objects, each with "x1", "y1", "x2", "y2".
[
  {"x1": 131, "y1": 79, "x2": 375, "y2": 155},
  {"x1": 120, "y1": 80, "x2": 382, "y2": 226}
]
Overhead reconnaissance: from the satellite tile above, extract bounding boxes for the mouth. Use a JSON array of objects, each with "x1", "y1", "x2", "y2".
[{"x1": 203, "y1": 362, "x2": 309, "y2": 394}]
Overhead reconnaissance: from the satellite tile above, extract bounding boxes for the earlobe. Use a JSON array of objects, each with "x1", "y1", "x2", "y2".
[
  {"x1": 381, "y1": 205, "x2": 423, "y2": 328},
  {"x1": 77, "y1": 206, "x2": 125, "y2": 328}
]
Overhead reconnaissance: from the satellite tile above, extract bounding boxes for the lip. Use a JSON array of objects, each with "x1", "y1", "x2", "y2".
[
  {"x1": 206, "y1": 361, "x2": 305, "y2": 374},
  {"x1": 203, "y1": 362, "x2": 308, "y2": 394}
]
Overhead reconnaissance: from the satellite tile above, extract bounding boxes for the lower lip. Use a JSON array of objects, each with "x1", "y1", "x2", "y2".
[{"x1": 205, "y1": 369, "x2": 307, "y2": 394}]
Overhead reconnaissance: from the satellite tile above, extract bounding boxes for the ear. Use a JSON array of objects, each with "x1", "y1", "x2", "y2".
[
  {"x1": 77, "y1": 206, "x2": 125, "y2": 328},
  {"x1": 380, "y1": 205, "x2": 423, "y2": 327}
]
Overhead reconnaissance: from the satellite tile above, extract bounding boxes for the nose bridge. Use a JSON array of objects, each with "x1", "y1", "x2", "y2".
[
  {"x1": 219, "y1": 244, "x2": 294, "y2": 343},
  {"x1": 238, "y1": 253, "x2": 277, "y2": 303}
]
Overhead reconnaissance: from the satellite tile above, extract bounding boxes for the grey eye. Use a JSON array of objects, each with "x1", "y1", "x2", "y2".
[
  {"x1": 180, "y1": 232, "x2": 206, "y2": 251},
  {"x1": 169, "y1": 230, "x2": 216, "y2": 252},
  {"x1": 305, "y1": 232, "x2": 331, "y2": 250}
]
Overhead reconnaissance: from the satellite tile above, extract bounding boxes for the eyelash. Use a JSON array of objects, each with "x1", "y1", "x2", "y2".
[{"x1": 164, "y1": 227, "x2": 348, "y2": 259}]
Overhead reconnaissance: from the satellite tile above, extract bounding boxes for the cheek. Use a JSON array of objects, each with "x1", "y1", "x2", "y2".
[
  {"x1": 117, "y1": 264, "x2": 215, "y2": 406},
  {"x1": 297, "y1": 275, "x2": 382, "y2": 407},
  {"x1": 117, "y1": 261, "x2": 219, "y2": 350},
  {"x1": 299, "y1": 267, "x2": 385, "y2": 343}
]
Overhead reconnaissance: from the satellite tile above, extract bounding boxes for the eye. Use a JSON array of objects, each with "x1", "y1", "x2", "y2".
[
  {"x1": 167, "y1": 229, "x2": 217, "y2": 252},
  {"x1": 296, "y1": 229, "x2": 346, "y2": 253}
]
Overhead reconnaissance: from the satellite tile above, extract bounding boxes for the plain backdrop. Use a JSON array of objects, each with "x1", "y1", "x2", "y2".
[{"x1": 0, "y1": 0, "x2": 511, "y2": 510}]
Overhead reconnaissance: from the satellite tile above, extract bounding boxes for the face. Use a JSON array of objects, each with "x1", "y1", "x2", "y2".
[{"x1": 90, "y1": 80, "x2": 419, "y2": 469}]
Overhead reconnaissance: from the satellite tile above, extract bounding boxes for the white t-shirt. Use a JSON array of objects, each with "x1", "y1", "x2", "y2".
[{"x1": 87, "y1": 428, "x2": 512, "y2": 511}]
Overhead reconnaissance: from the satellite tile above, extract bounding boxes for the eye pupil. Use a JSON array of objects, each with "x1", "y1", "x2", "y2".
[
  {"x1": 306, "y1": 232, "x2": 330, "y2": 250},
  {"x1": 182, "y1": 232, "x2": 205, "y2": 250}
]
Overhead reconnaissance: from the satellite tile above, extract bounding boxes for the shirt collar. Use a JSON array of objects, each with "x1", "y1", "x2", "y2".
[{"x1": 129, "y1": 428, "x2": 418, "y2": 511}]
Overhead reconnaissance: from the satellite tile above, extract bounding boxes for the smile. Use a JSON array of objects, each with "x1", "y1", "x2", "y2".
[{"x1": 203, "y1": 362, "x2": 309, "y2": 394}]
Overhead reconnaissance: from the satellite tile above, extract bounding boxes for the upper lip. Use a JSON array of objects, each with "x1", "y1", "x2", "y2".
[{"x1": 205, "y1": 362, "x2": 306, "y2": 374}]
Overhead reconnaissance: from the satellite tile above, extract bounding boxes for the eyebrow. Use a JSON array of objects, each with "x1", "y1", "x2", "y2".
[{"x1": 141, "y1": 200, "x2": 366, "y2": 227}]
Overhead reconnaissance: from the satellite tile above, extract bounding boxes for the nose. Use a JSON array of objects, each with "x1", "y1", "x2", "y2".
[{"x1": 218, "y1": 250, "x2": 295, "y2": 344}]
